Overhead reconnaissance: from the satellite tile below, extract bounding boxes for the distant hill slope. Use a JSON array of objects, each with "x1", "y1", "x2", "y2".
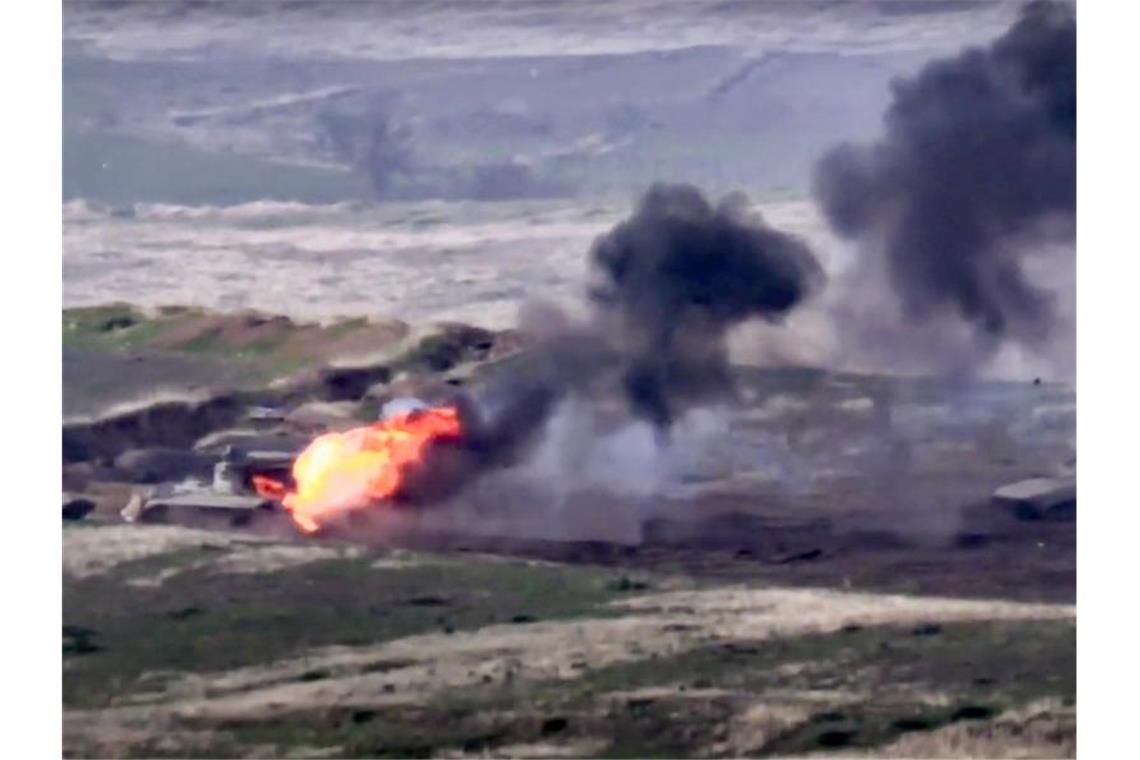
[
  {"x1": 63, "y1": 46, "x2": 934, "y2": 206},
  {"x1": 63, "y1": 129, "x2": 373, "y2": 207}
]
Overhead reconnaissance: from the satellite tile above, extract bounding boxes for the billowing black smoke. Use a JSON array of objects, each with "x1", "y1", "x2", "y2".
[
  {"x1": 588, "y1": 183, "x2": 823, "y2": 429},
  {"x1": 813, "y1": 0, "x2": 1075, "y2": 351},
  {"x1": 398, "y1": 183, "x2": 822, "y2": 504}
]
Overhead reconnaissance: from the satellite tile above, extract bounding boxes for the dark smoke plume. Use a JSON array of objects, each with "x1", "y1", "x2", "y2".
[
  {"x1": 588, "y1": 183, "x2": 824, "y2": 429},
  {"x1": 813, "y1": 0, "x2": 1075, "y2": 353},
  {"x1": 399, "y1": 183, "x2": 823, "y2": 504}
]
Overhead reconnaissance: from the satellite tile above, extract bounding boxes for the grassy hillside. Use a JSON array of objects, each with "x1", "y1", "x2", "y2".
[{"x1": 63, "y1": 523, "x2": 1075, "y2": 758}]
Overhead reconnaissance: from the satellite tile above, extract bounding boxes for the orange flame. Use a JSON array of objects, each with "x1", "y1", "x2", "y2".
[{"x1": 254, "y1": 406, "x2": 462, "y2": 533}]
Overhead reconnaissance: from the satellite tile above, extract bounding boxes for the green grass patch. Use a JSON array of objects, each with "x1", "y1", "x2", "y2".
[
  {"x1": 63, "y1": 548, "x2": 630, "y2": 709},
  {"x1": 63, "y1": 303, "x2": 205, "y2": 353},
  {"x1": 414, "y1": 618, "x2": 1074, "y2": 758},
  {"x1": 547, "y1": 618, "x2": 1074, "y2": 709},
  {"x1": 63, "y1": 305, "x2": 385, "y2": 370},
  {"x1": 65, "y1": 543, "x2": 1074, "y2": 760}
]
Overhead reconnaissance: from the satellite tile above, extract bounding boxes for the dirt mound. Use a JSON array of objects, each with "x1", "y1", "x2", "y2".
[
  {"x1": 62, "y1": 307, "x2": 522, "y2": 466},
  {"x1": 148, "y1": 311, "x2": 298, "y2": 351}
]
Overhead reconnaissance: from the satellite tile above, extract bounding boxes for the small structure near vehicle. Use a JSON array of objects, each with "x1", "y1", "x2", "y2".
[{"x1": 992, "y1": 477, "x2": 1076, "y2": 521}]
